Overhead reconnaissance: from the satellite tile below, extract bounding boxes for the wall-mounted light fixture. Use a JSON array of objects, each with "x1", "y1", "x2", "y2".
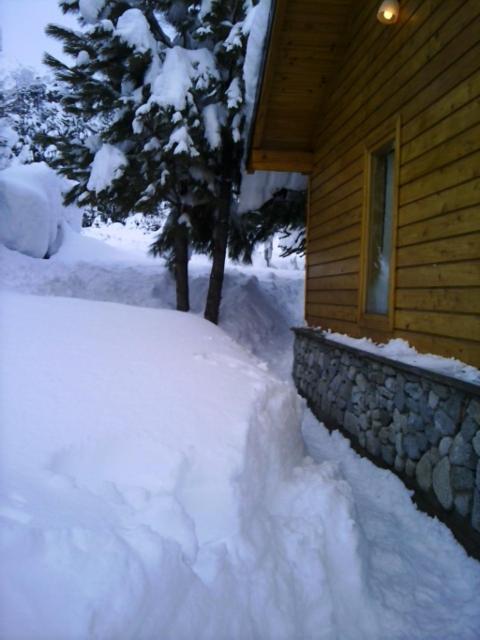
[{"x1": 377, "y1": 0, "x2": 399, "y2": 24}]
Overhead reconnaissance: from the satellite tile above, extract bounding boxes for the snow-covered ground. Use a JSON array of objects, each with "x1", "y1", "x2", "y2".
[{"x1": 1, "y1": 222, "x2": 480, "y2": 640}]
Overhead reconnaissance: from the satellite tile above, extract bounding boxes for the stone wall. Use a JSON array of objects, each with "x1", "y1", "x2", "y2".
[{"x1": 293, "y1": 328, "x2": 480, "y2": 554}]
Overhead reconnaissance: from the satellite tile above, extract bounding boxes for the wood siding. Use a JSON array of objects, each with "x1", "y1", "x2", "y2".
[
  {"x1": 306, "y1": 0, "x2": 480, "y2": 366},
  {"x1": 248, "y1": 0, "x2": 351, "y2": 170}
]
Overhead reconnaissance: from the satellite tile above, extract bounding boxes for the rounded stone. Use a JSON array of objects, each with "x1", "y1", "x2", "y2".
[
  {"x1": 454, "y1": 494, "x2": 472, "y2": 518},
  {"x1": 434, "y1": 409, "x2": 455, "y2": 437},
  {"x1": 449, "y1": 433, "x2": 476, "y2": 469},
  {"x1": 460, "y1": 416, "x2": 477, "y2": 442},
  {"x1": 472, "y1": 431, "x2": 480, "y2": 457},
  {"x1": 405, "y1": 459, "x2": 416, "y2": 478},
  {"x1": 438, "y1": 437, "x2": 453, "y2": 457},
  {"x1": 432, "y1": 457, "x2": 453, "y2": 510},
  {"x1": 451, "y1": 466, "x2": 474, "y2": 491},
  {"x1": 416, "y1": 452, "x2": 432, "y2": 492}
]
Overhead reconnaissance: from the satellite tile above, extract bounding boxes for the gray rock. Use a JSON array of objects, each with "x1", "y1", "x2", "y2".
[
  {"x1": 388, "y1": 428, "x2": 396, "y2": 445},
  {"x1": 404, "y1": 434, "x2": 422, "y2": 460},
  {"x1": 394, "y1": 389, "x2": 406, "y2": 412},
  {"x1": 445, "y1": 395, "x2": 462, "y2": 424},
  {"x1": 347, "y1": 366, "x2": 356, "y2": 381},
  {"x1": 405, "y1": 382, "x2": 423, "y2": 400},
  {"x1": 434, "y1": 409, "x2": 456, "y2": 437},
  {"x1": 428, "y1": 390, "x2": 439, "y2": 410},
  {"x1": 449, "y1": 433, "x2": 476, "y2": 469},
  {"x1": 344, "y1": 411, "x2": 358, "y2": 436},
  {"x1": 454, "y1": 494, "x2": 472, "y2": 518},
  {"x1": 394, "y1": 455, "x2": 405, "y2": 472},
  {"x1": 378, "y1": 427, "x2": 390, "y2": 444},
  {"x1": 432, "y1": 458, "x2": 453, "y2": 510},
  {"x1": 366, "y1": 432, "x2": 380, "y2": 457},
  {"x1": 359, "y1": 414, "x2": 369, "y2": 431},
  {"x1": 407, "y1": 413, "x2": 423, "y2": 432},
  {"x1": 355, "y1": 372, "x2": 368, "y2": 391},
  {"x1": 432, "y1": 384, "x2": 449, "y2": 400},
  {"x1": 393, "y1": 409, "x2": 407, "y2": 432},
  {"x1": 340, "y1": 381, "x2": 353, "y2": 401},
  {"x1": 460, "y1": 416, "x2": 478, "y2": 442},
  {"x1": 383, "y1": 366, "x2": 396, "y2": 376},
  {"x1": 395, "y1": 433, "x2": 403, "y2": 456},
  {"x1": 439, "y1": 437, "x2": 453, "y2": 457},
  {"x1": 429, "y1": 447, "x2": 440, "y2": 465},
  {"x1": 358, "y1": 431, "x2": 366, "y2": 448},
  {"x1": 381, "y1": 445, "x2": 395, "y2": 466},
  {"x1": 369, "y1": 372, "x2": 385, "y2": 385},
  {"x1": 416, "y1": 433, "x2": 428, "y2": 456},
  {"x1": 406, "y1": 398, "x2": 419, "y2": 413},
  {"x1": 451, "y1": 466, "x2": 474, "y2": 491},
  {"x1": 405, "y1": 459, "x2": 416, "y2": 478},
  {"x1": 473, "y1": 432, "x2": 480, "y2": 457},
  {"x1": 471, "y1": 486, "x2": 480, "y2": 532},
  {"x1": 385, "y1": 376, "x2": 396, "y2": 391},
  {"x1": 425, "y1": 426, "x2": 441, "y2": 446},
  {"x1": 416, "y1": 453, "x2": 432, "y2": 492},
  {"x1": 467, "y1": 399, "x2": 480, "y2": 424},
  {"x1": 330, "y1": 374, "x2": 343, "y2": 393}
]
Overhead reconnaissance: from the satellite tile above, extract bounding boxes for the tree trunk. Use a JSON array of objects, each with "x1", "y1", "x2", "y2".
[
  {"x1": 174, "y1": 221, "x2": 190, "y2": 312},
  {"x1": 204, "y1": 180, "x2": 231, "y2": 325}
]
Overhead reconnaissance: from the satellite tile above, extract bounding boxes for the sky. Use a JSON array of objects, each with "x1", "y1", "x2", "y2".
[{"x1": 0, "y1": 0, "x2": 77, "y2": 70}]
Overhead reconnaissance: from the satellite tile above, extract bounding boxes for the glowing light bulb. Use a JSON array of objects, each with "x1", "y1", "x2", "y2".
[{"x1": 377, "y1": 0, "x2": 399, "y2": 24}]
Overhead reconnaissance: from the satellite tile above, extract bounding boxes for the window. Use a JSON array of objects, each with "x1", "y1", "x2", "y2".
[
  {"x1": 359, "y1": 119, "x2": 399, "y2": 330},
  {"x1": 365, "y1": 142, "x2": 395, "y2": 315}
]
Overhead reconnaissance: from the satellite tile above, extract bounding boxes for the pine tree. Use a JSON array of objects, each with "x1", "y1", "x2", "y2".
[
  {"x1": 0, "y1": 65, "x2": 85, "y2": 166},
  {"x1": 229, "y1": 188, "x2": 306, "y2": 264},
  {"x1": 45, "y1": 0, "x2": 256, "y2": 322}
]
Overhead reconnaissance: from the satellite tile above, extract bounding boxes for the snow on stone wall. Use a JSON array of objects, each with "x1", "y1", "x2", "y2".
[{"x1": 293, "y1": 329, "x2": 480, "y2": 551}]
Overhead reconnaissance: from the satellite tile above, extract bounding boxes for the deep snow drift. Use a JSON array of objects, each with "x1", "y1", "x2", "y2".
[
  {"x1": 0, "y1": 291, "x2": 377, "y2": 640},
  {"x1": 0, "y1": 162, "x2": 82, "y2": 258},
  {"x1": 1, "y1": 223, "x2": 480, "y2": 640}
]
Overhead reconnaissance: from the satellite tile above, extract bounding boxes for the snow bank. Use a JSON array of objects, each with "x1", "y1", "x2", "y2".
[
  {"x1": 0, "y1": 291, "x2": 379, "y2": 639},
  {"x1": 323, "y1": 332, "x2": 480, "y2": 385},
  {"x1": 303, "y1": 411, "x2": 480, "y2": 639},
  {"x1": 0, "y1": 162, "x2": 82, "y2": 258}
]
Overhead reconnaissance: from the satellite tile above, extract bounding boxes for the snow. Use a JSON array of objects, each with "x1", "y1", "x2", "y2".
[
  {"x1": 165, "y1": 125, "x2": 199, "y2": 157},
  {"x1": 323, "y1": 332, "x2": 480, "y2": 385},
  {"x1": 0, "y1": 162, "x2": 82, "y2": 258},
  {"x1": 302, "y1": 412, "x2": 480, "y2": 639},
  {"x1": 139, "y1": 46, "x2": 218, "y2": 114},
  {"x1": 75, "y1": 50, "x2": 91, "y2": 66},
  {"x1": 87, "y1": 143, "x2": 128, "y2": 193},
  {"x1": 0, "y1": 291, "x2": 376, "y2": 639},
  {"x1": 115, "y1": 8, "x2": 157, "y2": 54},
  {"x1": 226, "y1": 76, "x2": 242, "y2": 110},
  {"x1": 1, "y1": 221, "x2": 479, "y2": 639},
  {"x1": 79, "y1": 0, "x2": 105, "y2": 24},
  {"x1": 202, "y1": 102, "x2": 221, "y2": 149},
  {"x1": 238, "y1": 170, "x2": 308, "y2": 213},
  {"x1": 243, "y1": 0, "x2": 271, "y2": 120}
]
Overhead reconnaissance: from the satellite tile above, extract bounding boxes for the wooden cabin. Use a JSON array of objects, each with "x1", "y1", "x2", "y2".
[{"x1": 248, "y1": 0, "x2": 480, "y2": 368}]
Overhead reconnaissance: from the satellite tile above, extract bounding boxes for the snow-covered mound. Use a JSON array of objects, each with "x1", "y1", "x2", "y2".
[
  {"x1": 0, "y1": 291, "x2": 378, "y2": 639},
  {"x1": 0, "y1": 162, "x2": 82, "y2": 258}
]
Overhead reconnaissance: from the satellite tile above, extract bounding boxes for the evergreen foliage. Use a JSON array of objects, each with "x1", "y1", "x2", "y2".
[
  {"x1": 0, "y1": 66, "x2": 85, "y2": 166},
  {"x1": 44, "y1": 0, "x2": 257, "y2": 322},
  {"x1": 229, "y1": 188, "x2": 306, "y2": 264}
]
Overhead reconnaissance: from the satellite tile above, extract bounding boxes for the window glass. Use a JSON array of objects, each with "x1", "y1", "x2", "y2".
[{"x1": 365, "y1": 143, "x2": 395, "y2": 315}]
